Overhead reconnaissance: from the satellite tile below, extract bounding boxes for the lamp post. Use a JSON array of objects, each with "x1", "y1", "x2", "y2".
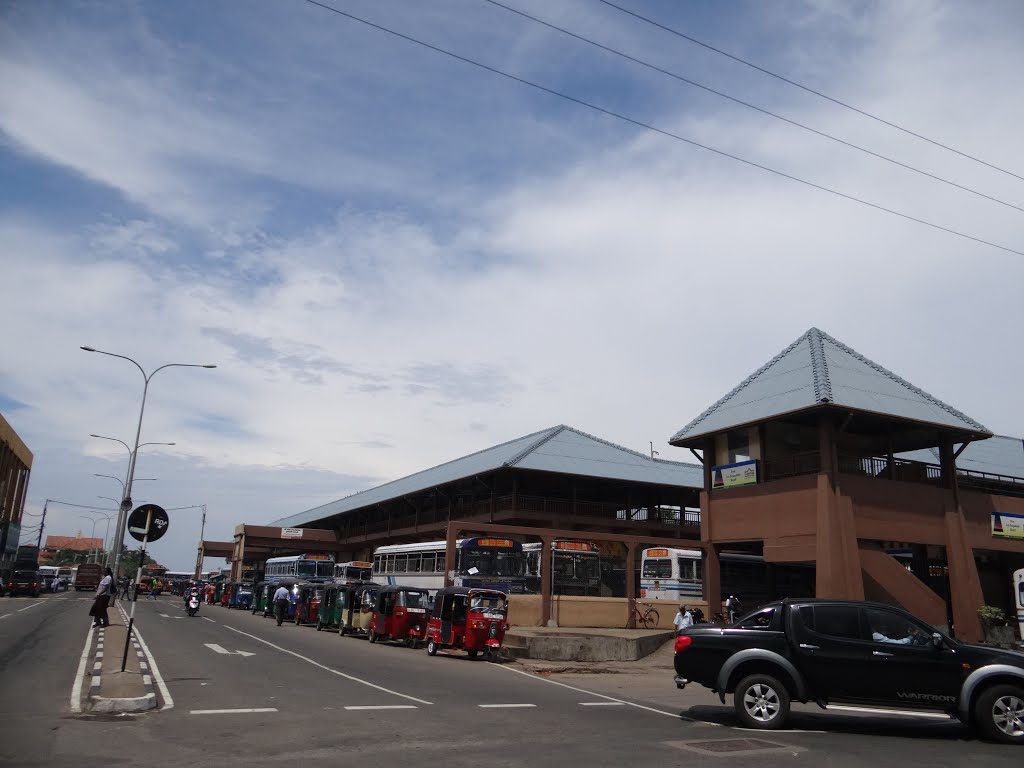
[
  {"x1": 81, "y1": 344, "x2": 214, "y2": 578},
  {"x1": 77, "y1": 516, "x2": 100, "y2": 563},
  {"x1": 86, "y1": 509, "x2": 116, "y2": 566},
  {"x1": 91, "y1": 434, "x2": 172, "y2": 573},
  {"x1": 194, "y1": 504, "x2": 207, "y2": 580}
]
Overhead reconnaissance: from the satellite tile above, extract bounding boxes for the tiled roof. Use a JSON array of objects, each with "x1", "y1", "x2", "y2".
[
  {"x1": 271, "y1": 425, "x2": 703, "y2": 528},
  {"x1": 670, "y1": 327, "x2": 990, "y2": 445},
  {"x1": 44, "y1": 536, "x2": 103, "y2": 552}
]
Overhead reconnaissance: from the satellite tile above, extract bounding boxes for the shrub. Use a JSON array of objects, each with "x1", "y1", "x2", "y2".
[{"x1": 977, "y1": 605, "x2": 1006, "y2": 627}]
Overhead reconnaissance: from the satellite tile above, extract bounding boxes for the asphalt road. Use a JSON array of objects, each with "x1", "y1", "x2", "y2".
[{"x1": 0, "y1": 593, "x2": 1018, "y2": 767}]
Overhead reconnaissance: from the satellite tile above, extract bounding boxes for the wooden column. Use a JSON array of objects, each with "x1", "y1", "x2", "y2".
[
  {"x1": 814, "y1": 412, "x2": 863, "y2": 598},
  {"x1": 625, "y1": 541, "x2": 637, "y2": 628},
  {"x1": 939, "y1": 433, "x2": 985, "y2": 641},
  {"x1": 702, "y1": 544, "x2": 721, "y2": 617}
]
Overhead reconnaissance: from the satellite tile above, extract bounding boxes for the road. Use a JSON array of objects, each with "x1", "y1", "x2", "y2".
[{"x1": 0, "y1": 592, "x2": 1017, "y2": 767}]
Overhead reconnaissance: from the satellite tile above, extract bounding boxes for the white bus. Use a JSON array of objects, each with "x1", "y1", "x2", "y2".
[
  {"x1": 373, "y1": 537, "x2": 527, "y2": 594},
  {"x1": 640, "y1": 547, "x2": 815, "y2": 608},
  {"x1": 334, "y1": 560, "x2": 373, "y2": 582},
  {"x1": 523, "y1": 540, "x2": 602, "y2": 596},
  {"x1": 265, "y1": 554, "x2": 335, "y2": 582}
]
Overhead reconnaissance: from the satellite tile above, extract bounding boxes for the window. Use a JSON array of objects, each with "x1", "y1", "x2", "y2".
[
  {"x1": 393, "y1": 554, "x2": 407, "y2": 573},
  {"x1": 801, "y1": 605, "x2": 862, "y2": 640},
  {"x1": 643, "y1": 559, "x2": 672, "y2": 578},
  {"x1": 727, "y1": 429, "x2": 751, "y2": 464},
  {"x1": 421, "y1": 553, "x2": 436, "y2": 573},
  {"x1": 736, "y1": 607, "x2": 777, "y2": 630},
  {"x1": 865, "y1": 607, "x2": 932, "y2": 647}
]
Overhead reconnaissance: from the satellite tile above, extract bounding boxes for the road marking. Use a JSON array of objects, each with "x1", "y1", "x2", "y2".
[
  {"x1": 344, "y1": 705, "x2": 418, "y2": 711},
  {"x1": 825, "y1": 704, "x2": 952, "y2": 719},
  {"x1": 580, "y1": 701, "x2": 625, "y2": 706},
  {"x1": 204, "y1": 643, "x2": 255, "y2": 657},
  {"x1": 158, "y1": 614, "x2": 170, "y2": 618},
  {"x1": 17, "y1": 602, "x2": 43, "y2": 612},
  {"x1": 0, "y1": 614, "x2": 10, "y2": 620},
  {"x1": 493, "y1": 664, "x2": 693, "y2": 721},
  {"x1": 224, "y1": 625, "x2": 433, "y2": 705},
  {"x1": 203, "y1": 617, "x2": 215, "y2": 623},
  {"x1": 70, "y1": 625, "x2": 95, "y2": 714},
  {"x1": 478, "y1": 703, "x2": 536, "y2": 708},
  {"x1": 125, "y1": 608, "x2": 174, "y2": 711},
  {"x1": 190, "y1": 708, "x2": 278, "y2": 715}
]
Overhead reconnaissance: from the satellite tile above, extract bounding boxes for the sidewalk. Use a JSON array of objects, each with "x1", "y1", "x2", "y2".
[
  {"x1": 504, "y1": 625, "x2": 675, "y2": 662},
  {"x1": 86, "y1": 600, "x2": 157, "y2": 713}
]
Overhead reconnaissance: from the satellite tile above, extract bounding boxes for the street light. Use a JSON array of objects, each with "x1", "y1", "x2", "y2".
[
  {"x1": 80, "y1": 345, "x2": 214, "y2": 578},
  {"x1": 85, "y1": 509, "x2": 117, "y2": 564},
  {"x1": 94, "y1": 474, "x2": 157, "y2": 496},
  {"x1": 77, "y1": 515, "x2": 100, "y2": 564}
]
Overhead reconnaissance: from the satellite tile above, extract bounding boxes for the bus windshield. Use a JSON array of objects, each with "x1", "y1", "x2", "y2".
[
  {"x1": 461, "y1": 548, "x2": 525, "y2": 577},
  {"x1": 296, "y1": 561, "x2": 318, "y2": 578},
  {"x1": 316, "y1": 560, "x2": 335, "y2": 579},
  {"x1": 642, "y1": 558, "x2": 672, "y2": 578}
]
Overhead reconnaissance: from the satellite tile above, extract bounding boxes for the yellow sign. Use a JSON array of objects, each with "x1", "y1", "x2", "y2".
[
  {"x1": 554, "y1": 541, "x2": 594, "y2": 552},
  {"x1": 712, "y1": 460, "x2": 758, "y2": 489},
  {"x1": 477, "y1": 538, "x2": 513, "y2": 548},
  {"x1": 993, "y1": 512, "x2": 1024, "y2": 539},
  {"x1": 646, "y1": 548, "x2": 669, "y2": 558}
]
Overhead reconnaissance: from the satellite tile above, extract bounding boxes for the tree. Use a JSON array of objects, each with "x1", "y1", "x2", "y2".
[
  {"x1": 118, "y1": 547, "x2": 157, "y2": 578},
  {"x1": 46, "y1": 549, "x2": 90, "y2": 566}
]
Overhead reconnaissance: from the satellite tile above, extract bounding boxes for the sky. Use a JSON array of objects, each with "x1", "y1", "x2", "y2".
[{"x1": 2, "y1": 0, "x2": 1023, "y2": 572}]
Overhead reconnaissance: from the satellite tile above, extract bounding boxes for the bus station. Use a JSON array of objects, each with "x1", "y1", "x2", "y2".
[{"x1": 208, "y1": 327, "x2": 1024, "y2": 645}]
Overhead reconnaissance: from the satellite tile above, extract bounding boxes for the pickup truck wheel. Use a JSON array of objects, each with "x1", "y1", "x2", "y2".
[
  {"x1": 734, "y1": 674, "x2": 790, "y2": 730},
  {"x1": 974, "y1": 684, "x2": 1024, "y2": 744}
]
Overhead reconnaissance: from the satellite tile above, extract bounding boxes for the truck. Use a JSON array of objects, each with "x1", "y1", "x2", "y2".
[
  {"x1": 673, "y1": 598, "x2": 1024, "y2": 745},
  {"x1": 73, "y1": 563, "x2": 103, "y2": 592}
]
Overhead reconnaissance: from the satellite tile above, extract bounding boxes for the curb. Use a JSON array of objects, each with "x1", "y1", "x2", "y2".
[{"x1": 87, "y1": 604, "x2": 157, "y2": 713}]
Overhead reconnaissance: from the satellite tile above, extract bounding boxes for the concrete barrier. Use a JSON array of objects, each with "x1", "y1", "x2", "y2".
[
  {"x1": 508, "y1": 595, "x2": 713, "y2": 629},
  {"x1": 504, "y1": 627, "x2": 675, "y2": 661}
]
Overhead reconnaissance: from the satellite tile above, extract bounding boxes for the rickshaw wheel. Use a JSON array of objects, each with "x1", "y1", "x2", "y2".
[
  {"x1": 427, "y1": 639, "x2": 437, "y2": 656},
  {"x1": 467, "y1": 650, "x2": 479, "y2": 658},
  {"x1": 368, "y1": 630, "x2": 377, "y2": 643},
  {"x1": 316, "y1": 620, "x2": 323, "y2": 631}
]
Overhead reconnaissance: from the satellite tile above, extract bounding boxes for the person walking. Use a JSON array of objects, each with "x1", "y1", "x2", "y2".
[
  {"x1": 273, "y1": 584, "x2": 291, "y2": 626},
  {"x1": 726, "y1": 595, "x2": 742, "y2": 624},
  {"x1": 673, "y1": 604, "x2": 694, "y2": 634},
  {"x1": 89, "y1": 568, "x2": 114, "y2": 628}
]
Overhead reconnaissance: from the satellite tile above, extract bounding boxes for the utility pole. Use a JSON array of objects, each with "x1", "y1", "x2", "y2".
[
  {"x1": 193, "y1": 504, "x2": 207, "y2": 580},
  {"x1": 35, "y1": 500, "x2": 48, "y2": 550}
]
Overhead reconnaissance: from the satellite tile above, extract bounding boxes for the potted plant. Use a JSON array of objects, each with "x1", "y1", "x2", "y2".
[{"x1": 978, "y1": 606, "x2": 1014, "y2": 647}]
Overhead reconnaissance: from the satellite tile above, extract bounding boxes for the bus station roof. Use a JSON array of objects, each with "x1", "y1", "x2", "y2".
[
  {"x1": 271, "y1": 425, "x2": 703, "y2": 529},
  {"x1": 670, "y1": 327, "x2": 990, "y2": 447}
]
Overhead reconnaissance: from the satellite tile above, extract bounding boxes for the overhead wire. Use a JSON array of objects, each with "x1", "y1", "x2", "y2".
[
  {"x1": 481, "y1": 0, "x2": 1024, "y2": 214},
  {"x1": 595, "y1": 0, "x2": 1024, "y2": 183},
  {"x1": 300, "y1": 0, "x2": 1024, "y2": 257}
]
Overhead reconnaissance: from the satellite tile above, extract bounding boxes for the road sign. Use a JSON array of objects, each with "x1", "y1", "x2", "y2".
[{"x1": 127, "y1": 504, "x2": 169, "y2": 542}]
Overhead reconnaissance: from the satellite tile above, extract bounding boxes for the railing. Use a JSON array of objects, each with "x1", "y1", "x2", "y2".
[
  {"x1": 957, "y1": 468, "x2": 1024, "y2": 497},
  {"x1": 763, "y1": 451, "x2": 820, "y2": 481}
]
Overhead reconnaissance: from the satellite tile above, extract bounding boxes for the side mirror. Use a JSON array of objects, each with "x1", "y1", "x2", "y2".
[{"x1": 931, "y1": 632, "x2": 944, "y2": 649}]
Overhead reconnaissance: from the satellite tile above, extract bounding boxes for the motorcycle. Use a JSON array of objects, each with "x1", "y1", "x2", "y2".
[{"x1": 187, "y1": 592, "x2": 200, "y2": 617}]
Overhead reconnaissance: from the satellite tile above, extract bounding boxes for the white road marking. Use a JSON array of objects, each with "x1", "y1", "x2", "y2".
[
  {"x1": 124, "y1": 607, "x2": 174, "y2": 711},
  {"x1": 825, "y1": 704, "x2": 952, "y2": 719},
  {"x1": 478, "y1": 703, "x2": 536, "y2": 708},
  {"x1": 493, "y1": 664, "x2": 694, "y2": 721},
  {"x1": 344, "y1": 705, "x2": 418, "y2": 711},
  {"x1": 0, "y1": 614, "x2": 10, "y2": 620},
  {"x1": 70, "y1": 625, "x2": 95, "y2": 714},
  {"x1": 17, "y1": 602, "x2": 43, "y2": 612},
  {"x1": 580, "y1": 701, "x2": 624, "y2": 706},
  {"x1": 190, "y1": 708, "x2": 278, "y2": 715},
  {"x1": 158, "y1": 614, "x2": 170, "y2": 618},
  {"x1": 203, "y1": 617, "x2": 215, "y2": 623},
  {"x1": 204, "y1": 643, "x2": 255, "y2": 657},
  {"x1": 224, "y1": 625, "x2": 433, "y2": 705}
]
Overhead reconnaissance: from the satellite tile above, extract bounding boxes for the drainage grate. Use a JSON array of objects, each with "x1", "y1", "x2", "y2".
[{"x1": 666, "y1": 738, "x2": 804, "y2": 757}]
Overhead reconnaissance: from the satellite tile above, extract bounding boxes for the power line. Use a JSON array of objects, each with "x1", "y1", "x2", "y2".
[
  {"x1": 481, "y1": 0, "x2": 1024, "y2": 215},
  {"x1": 299, "y1": 0, "x2": 1024, "y2": 257},
  {"x1": 595, "y1": 0, "x2": 1024, "y2": 183}
]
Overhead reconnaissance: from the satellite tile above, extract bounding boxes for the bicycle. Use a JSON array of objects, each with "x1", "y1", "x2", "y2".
[{"x1": 626, "y1": 601, "x2": 660, "y2": 629}]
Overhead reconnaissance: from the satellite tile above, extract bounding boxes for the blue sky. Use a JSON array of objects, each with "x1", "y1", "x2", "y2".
[{"x1": 3, "y1": 0, "x2": 1023, "y2": 570}]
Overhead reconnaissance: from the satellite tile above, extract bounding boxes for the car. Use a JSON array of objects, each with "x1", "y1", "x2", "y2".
[
  {"x1": 673, "y1": 598, "x2": 1024, "y2": 744},
  {"x1": 6, "y1": 570, "x2": 42, "y2": 598}
]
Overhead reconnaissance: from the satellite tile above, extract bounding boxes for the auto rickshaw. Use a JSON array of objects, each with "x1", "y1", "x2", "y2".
[
  {"x1": 425, "y1": 587, "x2": 509, "y2": 660},
  {"x1": 368, "y1": 585, "x2": 429, "y2": 647},
  {"x1": 337, "y1": 582, "x2": 380, "y2": 637},
  {"x1": 316, "y1": 583, "x2": 342, "y2": 631},
  {"x1": 293, "y1": 583, "x2": 325, "y2": 626},
  {"x1": 218, "y1": 582, "x2": 232, "y2": 606},
  {"x1": 230, "y1": 582, "x2": 254, "y2": 610},
  {"x1": 252, "y1": 582, "x2": 273, "y2": 616}
]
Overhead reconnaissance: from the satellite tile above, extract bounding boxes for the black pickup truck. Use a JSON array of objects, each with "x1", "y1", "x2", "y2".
[{"x1": 673, "y1": 598, "x2": 1024, "y2": 744}]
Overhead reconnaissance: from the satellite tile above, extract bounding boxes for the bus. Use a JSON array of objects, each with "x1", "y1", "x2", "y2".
[
  {"x1": 334, "y1": 560, "x2": 373, "y2": 582},
  {"x1": 38, "y1": 565, "x2": 59, "y2": 590},
  {"x1": 264, "y1": 554, "x2": 335, "y2": 582},
  {"x1": 372, "y1": 537, "x2": 527, "y2": 594},
  {"x1": 523, "y1": 540, "x2": 602, "y2": 596},
  {"x1": 640, "y1": 547, "x2": 815, "y2": 608}
]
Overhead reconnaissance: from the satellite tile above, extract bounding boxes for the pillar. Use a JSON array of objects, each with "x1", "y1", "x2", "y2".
[
  {"x1": 939, "y1": 434, "x2": 985, "y2": 641},
  {"x1": 625, "y1": 541, "x2": 637, "y2": 628},
  {"x1": 702, "y1": 544, "x2": 721, "y2": 617},
  {"x1": 540, "y1": 534, "x2": 554, "y2": 627},
  {"x1": 815, "y1": 414, "x2": 863, "y2": 598}
]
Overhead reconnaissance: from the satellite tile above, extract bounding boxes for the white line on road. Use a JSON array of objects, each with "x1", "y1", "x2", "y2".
[
  {"x1": 825, "y1": 704, "x2": 952, "y2": 719},
  {"x1": 492, "y1": 664, "x2": 693, "y2": 721},
  {"x1": 190, "y1": 708, "x2": 278, "y2": 715},
  {"x1": 224, "y1": 625, "x2": 433, "y2": 705},
  {"x1": 0, "y1": 614, "x2": 10, "y2": 621},
  {"x1": 17, "y1": 602, "x2": 43, "y2": 612},
  {"x1": 204, "y1": 643, "x2": 255, "y2": 657},
  {"x1": 203, "y1": 617, "x2": 215, "y2": 623},
  {"x1": 123, "y1": 606, "x2": 175, "y2": 711},
  {"x1": 580, "y1": 702, "x2": 625, "y2": 706},
  {"x1": 344, "y1": 705, "x2": 418, "y2": 711},
  {"x1": 70, "y1": 625, "x2": 95, "y2": 714},
  {"x1": 478, "y1": 703, "x2": 536, "y2": 708}
]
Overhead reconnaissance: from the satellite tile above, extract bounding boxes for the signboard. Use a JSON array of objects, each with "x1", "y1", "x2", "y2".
[
  {"x1": 281, "y1": 528, "x2": 304, "y2": 539},
  {"x1": 645, "y1": 548, "x2": 669, "y2": 558},
  {"x1": 712, "y1": 459, "x2": 759, "y2": 490},
  {"x1": 553, "y1": 541, "x2": 595, "y2": 552},
  {"x1": 128, "y1": 504, "x2": 169, "y2": 542},
  {"x1": 992, "y1": 512, "x2": 1024, "y2": 540},
  {"x1": 477, "y1": 538, "x2": 513, "y2": 548}
]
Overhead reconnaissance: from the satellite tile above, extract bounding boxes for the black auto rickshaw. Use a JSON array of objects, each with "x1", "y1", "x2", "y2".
[
  {"x1": 368, "y1": 585, "x2": 429, "y2": 647},
  {"x1": 425, "y1": 587, "x2": 509, "y2": 659}
]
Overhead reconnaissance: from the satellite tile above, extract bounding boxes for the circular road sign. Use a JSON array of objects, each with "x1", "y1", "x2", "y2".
[{"x1": 127, "y1": 504, "x2": 170, "y2": 543}]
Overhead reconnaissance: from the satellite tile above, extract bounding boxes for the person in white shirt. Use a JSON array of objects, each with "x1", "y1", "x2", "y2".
[
  {"x1": 273, "y1": 584, "x2": 291, "y2": 626},
  {"x1": 674, "y1": 605, "x2": 694, "y2": 634},
  {"x1": 90, "y1": 568, "x2": 114, "y2": 628}
]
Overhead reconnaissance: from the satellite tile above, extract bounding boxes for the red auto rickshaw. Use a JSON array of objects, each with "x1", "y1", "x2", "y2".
[
  {"x1": 293, "y1": 583, "x2": 325, "y2": 626},
  {"x1": 219, "y1": 582, "x2": 233, "y2": 607},
  {"x1": 368, "y1": 585, "x2": 429, "y2": 647},
  {"x1": 425, "y1": 587, "x2": 508, "y2": 660}
]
